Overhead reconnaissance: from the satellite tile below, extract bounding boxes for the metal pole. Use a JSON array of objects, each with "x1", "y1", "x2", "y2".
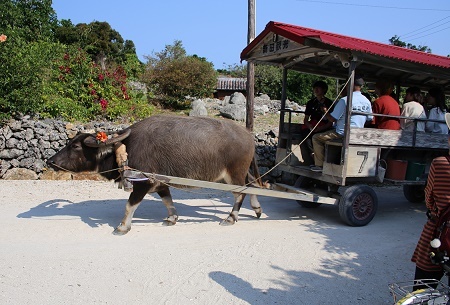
[
  {"x1": 246, "y1": 0, "x2": 255, "y2": 131},
  {"x1": 340, "y1": 61, "x2": 357, "y2": 185}
]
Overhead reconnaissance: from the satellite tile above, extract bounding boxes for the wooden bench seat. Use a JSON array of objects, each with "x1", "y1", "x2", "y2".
[{"x1": 325, "y1": 128, "x2": 448, "y2": 150}]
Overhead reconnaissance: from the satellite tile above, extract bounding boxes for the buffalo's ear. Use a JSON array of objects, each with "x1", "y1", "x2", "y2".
[
  {"x1": 83, "y1": 135, "x2": 101, "y2": 147},
  {"x1": 84, "y1": 129, "x2": 131, "y2": 147}
]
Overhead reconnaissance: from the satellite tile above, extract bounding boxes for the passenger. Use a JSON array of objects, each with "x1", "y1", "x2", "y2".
[
  {"x1": 300, "y1": 81, "x2": 334, "y2": 160},
  {"x1": 371, "y1": 80, "x2": 401, "y2": 130},
  {"x1": 310, "y1": 77, "x2": 373, "y2": 172},
  {"x1": 400, "y1": 86, "x2": 426, "y2": 132},
  {"x1": 425, "y1": 87, "x2": 448, "y2": 134},
  {"x1": 411, "y1": 113, "x2": 450, "y2": 290}
]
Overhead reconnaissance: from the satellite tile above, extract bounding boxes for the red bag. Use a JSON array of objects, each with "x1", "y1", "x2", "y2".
[{"x1": 436, "y1": 218, "x2": 450, "y2": 253}]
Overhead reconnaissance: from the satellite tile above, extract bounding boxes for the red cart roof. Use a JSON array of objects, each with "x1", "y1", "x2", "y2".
[
  {"x1": 241, "y1": 21, "x2": 450, "y2": 90},
  {"x1": 241, "y1": 21, "x2": 450, "y2": 68}
]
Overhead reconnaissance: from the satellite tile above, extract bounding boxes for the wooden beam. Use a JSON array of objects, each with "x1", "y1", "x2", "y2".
[{"x1": 123, "y1": 170, "x2": 338, "y2": 205}]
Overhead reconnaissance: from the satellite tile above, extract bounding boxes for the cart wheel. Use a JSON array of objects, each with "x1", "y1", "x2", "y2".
[
  {"x1": 339, "y1": 185, "x2": 378, "y2": 226},
  {"x1": 403, "y1": 185, "x2": 425, "y2": 203},
  {"x1": 294, "y1": 176, "x2": 322, "y2": 208}
]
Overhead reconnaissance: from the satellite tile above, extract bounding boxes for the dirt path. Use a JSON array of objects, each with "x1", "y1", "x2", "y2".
[{"x1": 0, "y1": 180, "x2": 425, "y2": 304}]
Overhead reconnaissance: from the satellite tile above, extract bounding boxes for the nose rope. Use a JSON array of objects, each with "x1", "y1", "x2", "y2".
[{"x1": 47, "y1": 163, "x2": 122, "y2": 181}]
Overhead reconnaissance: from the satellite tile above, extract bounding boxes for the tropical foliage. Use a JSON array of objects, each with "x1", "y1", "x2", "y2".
[
  {"x1": 141, "y1": 40, "x2": 217, "y2": 109},
  {"x1": 0, "y1": 0, "x2": 149, "y2": 122}
]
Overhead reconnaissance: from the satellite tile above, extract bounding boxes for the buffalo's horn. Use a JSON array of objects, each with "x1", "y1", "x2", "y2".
[{"x1": 84, "y1": 129, "x2": 131, "y2": 147}]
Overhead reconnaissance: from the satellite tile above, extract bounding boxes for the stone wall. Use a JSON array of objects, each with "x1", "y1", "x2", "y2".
[{"x1": 0, "y1": 114, "x2": 280, "y2": 182}]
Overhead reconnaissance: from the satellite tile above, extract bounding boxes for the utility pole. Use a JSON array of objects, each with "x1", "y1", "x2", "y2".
[{"x1": 246, "y1": 0, "x2": 255, "y2": 131}]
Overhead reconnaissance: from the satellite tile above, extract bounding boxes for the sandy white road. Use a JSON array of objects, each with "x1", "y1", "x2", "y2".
[{"x1": 0, "y1": 180, "x2": 426, "y2": 304}]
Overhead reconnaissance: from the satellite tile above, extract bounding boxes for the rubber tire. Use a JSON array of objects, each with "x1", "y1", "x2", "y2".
[
  {"x1": 294, "y1": 176, "x2": 322, "y2": 208},
  {"x1": 403, "y1": 184, "x2": 425, "y2": 203},
  {"x1": 339, "y1": 185, "x2": 378, "y2": 226}
]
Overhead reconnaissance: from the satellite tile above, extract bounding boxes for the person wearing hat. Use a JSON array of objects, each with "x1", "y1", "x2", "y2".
[
  {"x1": 411, "y1": 112, "x2": 450, "y2": 290},
  {"x1": 310, "y1": 76, "x2": 373, "y2": 172},
  {"x1": 300, "y1": 80, "x2": 334, "y2": 163}
]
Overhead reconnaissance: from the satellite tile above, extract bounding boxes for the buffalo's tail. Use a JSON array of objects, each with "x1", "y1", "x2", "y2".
[{"x1": 247, "y1": 155, "x2": 271, "y2": 189}]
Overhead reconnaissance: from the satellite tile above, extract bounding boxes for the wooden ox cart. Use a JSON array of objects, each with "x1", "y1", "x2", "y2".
[{"x1": 237, "y1": 21, "x2": 450, "y2": 226}]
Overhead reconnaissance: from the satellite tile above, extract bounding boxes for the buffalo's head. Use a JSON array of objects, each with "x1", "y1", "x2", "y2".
[{"x1": 47, "y1": 129, "x2": 130, "y2": 173}]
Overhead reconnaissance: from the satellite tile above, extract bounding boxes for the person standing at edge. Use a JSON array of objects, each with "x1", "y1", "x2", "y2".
[
  {"x1": 372, "y1": 80, "x2": 401, "y2": 130},
  {"x1": 425, "y1": 87, "x2": 448, "y2": 134},
  {"x1": 411, "y1": 113, "x2": 450, "y2": 290},
  {"x1": 310, "y1": 77, "x2": 373, "y2": 172}
]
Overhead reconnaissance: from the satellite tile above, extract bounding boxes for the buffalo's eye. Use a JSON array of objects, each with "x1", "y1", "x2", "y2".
[{"x1": 71, "y1": 142, "x2": 83, "y2": 151}]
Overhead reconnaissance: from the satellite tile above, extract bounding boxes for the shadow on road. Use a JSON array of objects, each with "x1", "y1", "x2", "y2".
[{"x1": 15, "y1": 192, "x2": 252, "y2": 229}]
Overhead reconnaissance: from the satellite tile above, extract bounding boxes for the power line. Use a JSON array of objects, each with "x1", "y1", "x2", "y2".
[
  {"x1": 295, "y1": 0, "x2": 450, "y2": 12},
  {"x1": 400, "y1": 16, "x2": 450, "y2": 37},
  {"x1": 401, "y1": 21, "x2": 450, "y2": 40},
  {"x1": 400, "y1": 17, "x2": 450, "y2": 39},
  {"x1": 406, "y1": 26, "x2": 450, "y2": 42}
]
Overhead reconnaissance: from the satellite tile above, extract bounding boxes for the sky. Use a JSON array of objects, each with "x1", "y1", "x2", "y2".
[{"x1": 52, "y1": 0, "x2": 450, "y2": 70}]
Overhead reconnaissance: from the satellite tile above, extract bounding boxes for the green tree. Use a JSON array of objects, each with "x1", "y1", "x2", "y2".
[
  {"x1": 150, "y1": 39, "x2": 186, "y2": 63},
  {"x1": 54, "y1": 19, "x2": 79, "y2": 45},
  {"x1": 0, "y1": 0, "x2": 60, "y2": 119},
  {"x1": 389, "y1": 35, "x2": 431, "y2": 53},
  {"x1": 55, "y1": 20, "x2": 139, "y2": 69},
  {"x1": 0, "y1": 39, "x2": 66, "y2": 118},
  {"x1": 0, "y1": 0, "x2": 57, "y2": 42},
  {"x1": 286, "y1": 71, "x2": 337, "y2": 105},
  {"x1": 254, "y1": 65, "x2": 283, "y2": 99},
  {"x1": 123, "y1": 53, "x2": 144, "y2": 80},
  {"x1": 217, "y1": 63, "x2": 247, "y2": 78},
  {"x1": 142, "y1": 40, "x2": 217, "y2": 108}
]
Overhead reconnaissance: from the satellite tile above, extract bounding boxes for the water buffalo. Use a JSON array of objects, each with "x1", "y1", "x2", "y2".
[{"x1": 47, "y1": 115, "x2": 263, "y2": 235}]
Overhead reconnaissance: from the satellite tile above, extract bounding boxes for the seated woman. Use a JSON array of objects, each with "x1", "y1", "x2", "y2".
[
  {"x1": 425, "y1": 87, "x2": 448, "y2": 134},
  {"x1": 371, "y1": 80, "x2": 401, "y2": 130},
  {"x1": 400, "y1": 86, "x2": 426, "y2": 132}
]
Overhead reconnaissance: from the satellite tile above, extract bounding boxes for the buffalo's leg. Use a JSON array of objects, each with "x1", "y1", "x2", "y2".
[
  {"x1": 249, "y1": 194, "x2": 262, "y2": 218},
  {"x1": 157, "y1": 187, "x2": 178, "y2": 226},
  {"x1": 113, "y1": 184, "x2": 150, "y2": 235},
  {"x1": 220, "y1": 192, "x2": 246, "y2": 226}
]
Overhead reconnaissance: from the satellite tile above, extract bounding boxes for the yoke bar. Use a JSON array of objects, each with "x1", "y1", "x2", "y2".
[{"x1": 123, "y1": 170, "x2": 338, "y2": 205}]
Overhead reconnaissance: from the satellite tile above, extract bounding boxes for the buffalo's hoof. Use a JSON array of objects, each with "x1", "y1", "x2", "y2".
[
  {"x1": 253, "y1": 207, "x2": 262, "y2": 218},
  {"x1": 219, "y1": 217, "x2": 236, "y2": 226},
  {"x1": 163, "y1": 215, "x2": 178, "y2": 226},
  {"x1": 113, "y1": 224, "x2": 130, "y2": 235}
]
